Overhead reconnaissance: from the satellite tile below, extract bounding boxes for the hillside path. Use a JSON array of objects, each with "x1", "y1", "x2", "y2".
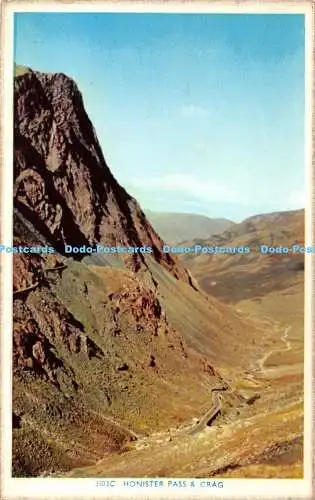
[{"x1": 258, "y1": 326, "x2": 292, "y2": 371}]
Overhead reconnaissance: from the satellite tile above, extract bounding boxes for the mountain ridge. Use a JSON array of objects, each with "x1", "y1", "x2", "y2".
[
  {"x1": 179, "y1": 208, "x2": 304, "y2": 304},
  {"x1": 144, "y1": 210, "x2": 234, "y2": 244}
]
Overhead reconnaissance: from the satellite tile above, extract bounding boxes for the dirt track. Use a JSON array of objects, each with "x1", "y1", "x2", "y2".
[
  {"x1": 258, "y1": 326, "x2": 292, "y2": 371},
  {"x1": 13, "y1": 281, "x2": 39, "y2": 296},
  {"x1": 13, "y1": 264, "x2": 67, "y2": 296}
]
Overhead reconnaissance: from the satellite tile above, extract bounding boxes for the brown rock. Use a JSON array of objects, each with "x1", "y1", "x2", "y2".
[{"x1": 14, "y1": 70, "x2": 192, "y2": 284}]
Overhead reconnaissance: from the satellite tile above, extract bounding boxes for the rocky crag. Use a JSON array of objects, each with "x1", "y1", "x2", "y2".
[
  {"x1": 14, "y1": 69, "x2": 191, "y2": 282},
  {"x1": 12, "y1": 67, "x2": 279, "y2": 478},
  {"x1": 12, "y1": 69, "x2": 218, "y2": 476}
]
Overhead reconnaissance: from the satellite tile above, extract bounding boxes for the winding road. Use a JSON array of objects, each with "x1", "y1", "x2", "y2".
[
  {"x1": 187, "y1": 328, "x2": 293, "y2": 437},
  {"x1": 258, "y1": 326, "x2": 292, "y2": 371},
  {"x1": 256, "y1": 325, "x2": 303, "y2": 379},
  {"x1": 188, "y1": 326, "x2": 294, "y2": 437},
  {"x1": 188, "y1": 387, "x2": 224, "y2": 436}
]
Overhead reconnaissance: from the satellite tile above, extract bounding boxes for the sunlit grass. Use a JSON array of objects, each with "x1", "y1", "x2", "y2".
[{"x1": 14, "y1": 63, "x2": 32, "y2": 77}]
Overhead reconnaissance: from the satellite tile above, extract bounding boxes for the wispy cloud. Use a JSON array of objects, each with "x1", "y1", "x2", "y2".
[
  {"x1": 180, "y1": 104, "x2": 208, "y2": 118},
  {"x1": 128, "y1": 173, "x2": 240, "y2": 203}
]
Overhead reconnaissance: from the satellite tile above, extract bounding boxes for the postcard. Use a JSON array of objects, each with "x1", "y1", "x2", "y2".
[{"x1": 0, "y1": 1, "x2": 313, "y2": 499}]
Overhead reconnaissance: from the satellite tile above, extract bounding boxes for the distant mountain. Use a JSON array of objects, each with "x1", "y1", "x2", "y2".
[
  {"x1": 179, "y1": 209, "x2": 304, "y2": 304},
  {"x1": 144, "y1": 210, "x2": 234, "y2": 244}
]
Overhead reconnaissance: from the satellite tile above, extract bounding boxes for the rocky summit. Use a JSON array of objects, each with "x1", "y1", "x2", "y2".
[{"x1": 14, "y1": 69, "x2": 191, "y2": 283}]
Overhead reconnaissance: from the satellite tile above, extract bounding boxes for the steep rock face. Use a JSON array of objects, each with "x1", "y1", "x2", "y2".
[
  {"x1": 12, "y1": 222, "x2": 103, "y2": 383},
  {"x1": 12, "y1": 211, "x2": 214, "y2": 476},
  {"x1": 14, "y1": 70, "x2": 190, "y2": 282}
]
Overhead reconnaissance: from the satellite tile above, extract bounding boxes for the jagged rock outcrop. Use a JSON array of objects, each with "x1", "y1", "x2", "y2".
[
  {"x1": 14, "y1": 70, "x2": 190, "y2": 282},
  {"x1": 12, "y1": 68, "x2": 246, "y2": 479},
  {"x1": 12, "y1": 170, "x2": 214, "y2": 477},
  {"x1": 12, "y1": 235, "x2": 215, "y2": 476}
]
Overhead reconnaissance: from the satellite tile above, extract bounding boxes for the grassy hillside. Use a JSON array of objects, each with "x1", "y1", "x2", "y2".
[
  {"x1": 180, "y1": 209, "x2": 304, "y2": 305},
  {"x1": 63, "y1": 209, "x2": 305, "y2": 478}
]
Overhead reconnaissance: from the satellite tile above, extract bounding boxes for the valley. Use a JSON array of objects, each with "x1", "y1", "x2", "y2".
[
  {"x1": 64, "y1": 295, "x2": 303, "y2": 479},
  {"x1": 11, "y1": 66, "x2": 304, "y2": 480}
]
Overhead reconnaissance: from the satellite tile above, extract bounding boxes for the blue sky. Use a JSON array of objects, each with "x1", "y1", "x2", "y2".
[{"x1": 14, "y1": 13, "x2": 305, "y2": 222}]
